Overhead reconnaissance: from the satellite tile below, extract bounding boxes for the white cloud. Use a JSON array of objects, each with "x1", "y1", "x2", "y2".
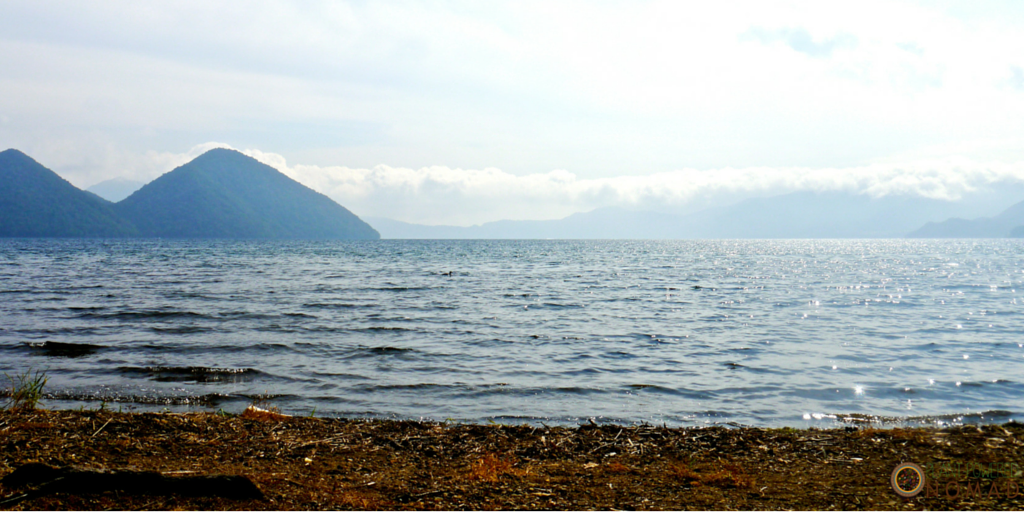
[
  {"x1": 38, "y1": 141, "x2": 1024, "y2": 224},
  {"x1": 6, "y1": 0, "x2": 1024, "y2": 219},
  {"x1": 214, "y1": 145, "x2": 1024, "y2": 225},
  {"x1": 741, "y1": 27, "x2": 858, "y2": 58},
  {"x1": 4, "y1": 0, "x2": 1024, "y2": 180}
]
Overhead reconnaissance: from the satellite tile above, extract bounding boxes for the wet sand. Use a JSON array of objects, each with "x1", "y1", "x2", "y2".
[{"x1": 1, "y1": 408, "x2": 1023, "y2": 510}]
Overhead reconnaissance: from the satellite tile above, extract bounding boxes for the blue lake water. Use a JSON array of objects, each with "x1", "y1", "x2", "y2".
[{"x1": 1, "y1": 238, "x2": 1022, "y2": 427}]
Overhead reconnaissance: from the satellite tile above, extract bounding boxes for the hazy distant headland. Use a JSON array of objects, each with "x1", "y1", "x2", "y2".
[{"x1": 0, "y1": 148, "x2": 379, "y2": 240}]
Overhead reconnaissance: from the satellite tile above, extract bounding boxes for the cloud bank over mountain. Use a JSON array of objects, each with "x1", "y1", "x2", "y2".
[
  {"x1": 6, "y1": 2, "x2": 1024, "y2": 225},
  {"x1": 160, "y1": 144, "x2": 1024, "y2": 225}
]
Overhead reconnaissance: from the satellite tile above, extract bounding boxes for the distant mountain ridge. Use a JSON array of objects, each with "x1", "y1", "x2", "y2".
[
  {"x1": 906, "y1": 199, "x2": 1024, "y2": 238},
  {"x1": 367, "y1": 208, "x2": 685, "y2": 239},
  {"x1": 86, "y1": 177, "x2": 144, "y2": 202},
  {"x1": 0, "y1": 148, "x2": 379, "y2": 240},
  {"x1": 370, "y1": 191, "x2": 1017, "y2": 239}
]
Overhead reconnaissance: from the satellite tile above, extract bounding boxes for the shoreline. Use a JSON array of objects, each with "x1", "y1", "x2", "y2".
[
  {"x1": 2, "y1": 409, "x2": 1023, "y2": 510},
  {"x1": 7, "y1": 386, "x2": 1018, "y2": 430}
]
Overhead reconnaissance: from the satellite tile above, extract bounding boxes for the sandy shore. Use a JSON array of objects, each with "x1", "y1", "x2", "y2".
[{"x1": 1, "y1": 408, "x2": 1023, "y2": 510}]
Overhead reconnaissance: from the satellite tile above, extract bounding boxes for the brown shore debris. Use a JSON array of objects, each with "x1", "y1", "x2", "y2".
[{"x1": 1, "y1": 408, "x2": 1023, "y2": 510}]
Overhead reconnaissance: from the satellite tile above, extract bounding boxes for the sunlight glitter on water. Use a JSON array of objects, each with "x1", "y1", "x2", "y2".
[{"x1": 1, "y1": 238, "x2": 1023, "y2": 427}]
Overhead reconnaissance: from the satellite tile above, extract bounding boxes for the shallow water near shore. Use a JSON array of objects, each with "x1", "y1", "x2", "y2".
[{"x1": 1, "y1": 238, "x2": 1022, "y2": 428}]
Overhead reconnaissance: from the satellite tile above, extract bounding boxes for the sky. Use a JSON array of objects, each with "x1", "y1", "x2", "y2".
[{"x1": 3, "y1": 1, "x2": 1024, "y2": 225}]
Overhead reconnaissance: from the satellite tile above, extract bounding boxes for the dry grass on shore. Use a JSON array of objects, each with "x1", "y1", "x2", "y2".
[{"x1": 1, "y1": 408, "x2": 1023, "y2": 510}]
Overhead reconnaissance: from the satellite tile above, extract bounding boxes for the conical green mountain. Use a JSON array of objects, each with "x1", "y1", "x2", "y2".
[
  {"x1": 0, "y1": 149, "x2": 137, "y2": 237},
  {"x1": 115, "y1": 148, "x2": 379, "y2": 239}
]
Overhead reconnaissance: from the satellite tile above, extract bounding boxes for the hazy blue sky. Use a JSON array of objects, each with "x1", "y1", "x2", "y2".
[{"x1": 3, "y1": 1, "x2": 1024, "y2": 224}]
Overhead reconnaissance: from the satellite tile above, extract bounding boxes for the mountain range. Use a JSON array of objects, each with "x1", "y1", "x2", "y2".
[
  {"x1": 0, "y1": 148, "x2": 379, "y2": 239},
  {"x1": 907, "y1": 199, "x2": 1024, "y2": 238},
  {"x1": 369, "y1": 190, "x2": 1024, "y2": 239},
  {"x1": 6, "y1": 145, "x2": 1024, "y2": 239}
]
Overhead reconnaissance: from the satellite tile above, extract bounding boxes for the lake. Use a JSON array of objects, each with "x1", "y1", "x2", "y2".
[{"x1": 1, "y1": 238, "x2": 1022, "y2": 427}]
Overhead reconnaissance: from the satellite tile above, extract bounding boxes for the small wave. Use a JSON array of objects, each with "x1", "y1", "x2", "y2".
[
  {"x1": 117, "y1": 366, "x2": 261, "y2": 383},
  {"x1": 150, "y1": 326, "x2": 210, "y2": 334},
  {"x1": 601, "y1": 351, "x2": 637, "y2": 360},
  {"x1": 354, "y1": 382, "x2": 458, "y2": 391},
  {"x1": 357, "y1": 326, "x2": 414, "y2": 332},
  {"x1": 291, "y1": 326, "x2": 349, "y2": 334},
  {"x1": 338, "y1": 346, "x2": 420, "y2": 360},
  {"x1": 486, "y1": 415, "x2": 552, "y2": 424},
  {"x1": 216, "y1": 311, "x2": 276, "y2": 320},
  {"x1": 310, "y1": 371, "x2": 372, "y2": 380},
  {"x1": 1, "y1": 289, "x2": 72, "y2": 296},
  {"x1": 134, "y1": 342, "x2": 294, "y2": 354},
  {"x1": 626, "y1": 384, "x2": 678, "y2": 393},
  {"x1": 368, "y1": 346, "x2": 414, "y2": 354},
  {"x1": 37, "y1": 390, "x2": 232, "y2": 407},
  {"x1": 303, "y1": 302, "x2": 377, "y2": 309},
  {"x1": 833, "y1": 410, "x2": 1015, "y2": 426},
  {"x1": 165, "y1": 291, "x2": 210, "y2": 299},
  {"x1": 624, "y1": 384, "x2": 715, "y2": 399},
  {"x1": 553, "y1": 386, "x2": 602, "y2": 395},
  {"x1": 366, "y1": 286, "x2": 433, "y2": 292},
  {"x1": 18, "y1": 327, "x2": 105, "y2": 336},
  {"x1": 537, "y1": 303, "x2": 585, "y2": 309},
  {"x1": 77, "y1": 310, "x2": 211, "y2": 321},
  {"x1": 26, "y1": 341, "x2": 103, "y2": 358}
]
